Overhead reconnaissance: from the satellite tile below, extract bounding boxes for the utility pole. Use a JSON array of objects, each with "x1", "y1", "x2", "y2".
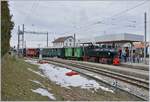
[
  {"x1": 24, "y1": 40, "x2": 26, "y2": 57},
  {"x1": 22, "y1": 24, "x2": 24, "y2": 55},
  {"x1": 47, "y1": 32, "x2": 48, "y2": 47},
  {"x1": 17, "y1": 26, "x2": 20, "y2": 56},
  {"x1": 24, "y1": 41, "x2": 26, "y2": 49},
  {"x1": 144, "y1": 12, "x2": 147, "y2": 64}
]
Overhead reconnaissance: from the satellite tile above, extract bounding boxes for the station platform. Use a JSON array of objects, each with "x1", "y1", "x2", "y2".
[{"x1": 121, "y1": 62, "x2": 149, "y2": 71}]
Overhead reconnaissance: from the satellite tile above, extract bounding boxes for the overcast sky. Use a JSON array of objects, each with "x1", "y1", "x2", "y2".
[{"x1": 9, "y1": 0, "x2": 150, "y2": 48}]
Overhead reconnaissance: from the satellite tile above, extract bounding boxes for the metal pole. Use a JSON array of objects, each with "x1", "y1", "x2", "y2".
[
  {"x1": 24, "y1": 41, "x2": 26, "y2": 49},
  {"x1": 25, "y1": 41, "x2": 27, "y2": 57},
  {"x1": 130, "y1": 42, "x2": 133, "y2": 63},
  {"x1": 144, "y1": 12, "x2": 147, "y2": 64},
  {"x1": 47, "y1": 32, "x2": 48, "y2": 47},
  {"x1": 74, "y1": 33, "x2": 76, "y2": 47},
  {"x1": 22, "y1": 24, "x2": 24, "y2": 55},
  {"x1": 17, "y1": 26, "x2": 20, "y2": 56},
  {"x1": 83, "y1": 44, "x2": 85, "y2": 56}
]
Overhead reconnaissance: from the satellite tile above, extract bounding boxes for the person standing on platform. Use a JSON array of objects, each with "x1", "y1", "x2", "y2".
[
  {"x1": 122, "y1": 49, "x2": 126, "y2": 62},
  {"x1": 136, "y1": 53, "x2": 140, "y2": 63},
  {"x1": 118, "y1": 48, "x2": 122, "y2": 59},
  {"x1": 132, "y1": 50, "x2": 136, "y2": 63},
  {"x1": 125, "y1": 47, "x2": 129, "y2": 62},
  {"x1": 124, "y1": 50, "x2": 127, "y2": 62}
]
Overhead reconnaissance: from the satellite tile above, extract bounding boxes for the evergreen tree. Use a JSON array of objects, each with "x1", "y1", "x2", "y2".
[{"x1": 1, "y1": 1, "x2": 14, "y2": 57}]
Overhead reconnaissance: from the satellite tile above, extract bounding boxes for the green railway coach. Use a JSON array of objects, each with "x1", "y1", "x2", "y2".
[
  {"x1": 64, "y1": 47, "x2": 84, "y2": 60},
  {"x1": 52, "y1": 48, "x2": 57, "y2": 57},
  {"x1": 57, "y1": 48, "x2": 65, "y2": 58},
  {"x1": 42, "y1": 48, "x2": 52, "y2": 57},
  {"x1": 65, "y1": 48, "x2": 73, "y2": 58},
  {"x1": 74, "y1": 47, "x2": 83, "y2": 60}
]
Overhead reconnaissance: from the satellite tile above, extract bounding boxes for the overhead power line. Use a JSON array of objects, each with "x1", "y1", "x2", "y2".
[
  {"x1": 111, "y1": 1, "x2": 148, "y2": 18},
  {"x1": 59, "y1": 0, "x2": 148, "y2": 35},
  {"x1": 23, "y1": 0, "x2": 39, "y2": 23}
]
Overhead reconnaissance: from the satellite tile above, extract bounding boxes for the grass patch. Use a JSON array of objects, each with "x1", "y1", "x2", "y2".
[
  {"x1": 1, "y1": 54, "x2": 142, "y2": 101},
  {"x1": 1, "y1": 54, "x2": 49, "y2": 101}
]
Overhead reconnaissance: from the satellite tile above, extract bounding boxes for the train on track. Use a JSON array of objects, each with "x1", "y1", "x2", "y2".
[{"x1": 23, "y1": 45, "x2": 120, "y2": 65}]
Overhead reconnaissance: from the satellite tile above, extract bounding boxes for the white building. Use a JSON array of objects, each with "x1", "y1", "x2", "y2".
[{"x1": 52, "y1": 36, "x2": 75, "y2": 48}]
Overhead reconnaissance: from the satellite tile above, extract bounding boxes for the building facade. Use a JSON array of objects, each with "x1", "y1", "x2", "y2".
[{"x1": 52, "y1": 36, "x2": 75, "y2": 48}]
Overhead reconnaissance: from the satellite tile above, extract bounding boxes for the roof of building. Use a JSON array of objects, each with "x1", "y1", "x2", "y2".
[
  {"x1": 134, "y1": 42, "x2": 149, "y2": 48},
  {"x1": 79, "y1": 33, "x2": 144, "y2": 44},
  {"x1": 52, "y1": 36, "x2": 73, "y2": 43}
]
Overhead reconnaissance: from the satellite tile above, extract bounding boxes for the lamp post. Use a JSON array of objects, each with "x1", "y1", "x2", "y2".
[{"x1": 144, "y1": 12, "x2": 147, "y2": 64}]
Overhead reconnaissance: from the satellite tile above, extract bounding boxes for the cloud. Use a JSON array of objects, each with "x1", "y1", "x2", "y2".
[{"x1": 9, "y1": 1, "x2": 150, "y2": 48}]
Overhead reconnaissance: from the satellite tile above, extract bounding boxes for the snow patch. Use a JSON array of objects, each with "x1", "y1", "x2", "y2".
[
  {"x1": 25, "y1": 59, "x2": 39, "y2": 65},
  {"x1": 31, "y1": 88, "x2": 56, "y2": 100},
  {"x1": 25, "y1": 59, "x2": 42, "y2": 66},
  {"x1": 26, "y1": 59, "x2": 113, "y2": 93},
  {"x1": 39, "y1": 64, "x2": 113, "y2": 93}
]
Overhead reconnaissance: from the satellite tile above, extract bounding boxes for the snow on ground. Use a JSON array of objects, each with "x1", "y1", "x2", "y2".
[
  {"x1": 25, "y1": 59, "x2": 40, "y2": 65},
  {"x1": 31, "y1": 88, "x2": 56, "y2": 100},
  {"x1": 26, "y1": 59, "x2": 114, "y2": 93}
]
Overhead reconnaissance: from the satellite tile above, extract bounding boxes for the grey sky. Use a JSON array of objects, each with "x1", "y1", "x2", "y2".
[{"x1": 9, "y1": 0, "x2": 150, "y2": 48}]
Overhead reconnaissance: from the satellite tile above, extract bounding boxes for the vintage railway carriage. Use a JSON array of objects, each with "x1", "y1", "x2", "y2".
[
  {"x1": 73, "y1": 47, "x2": 84, "y2": 60},
  {"x1": 26, "y1": 48, "x2": 39, "y2": 57},
  {"x1": 52, "y1": 48, "x2": 57, "y2": 57},
  {"x1": 64, "y1": 47, "x2": 84, "y2": 60},
  {"x1": 42, "y1": 48, "x2": 52, "y2": 57},
  {"x1": 57, "y1": 48, "x2": 65, "y2": 58},
  {"x1": 36, "y1": 48, "x2": 40, "y2": 57},
  {"x1": 65, "y1": 48, "x2": 73, "y2": 59},
  {"x1": 42, "y1": 48, "x2": 65, "y2": 58}
]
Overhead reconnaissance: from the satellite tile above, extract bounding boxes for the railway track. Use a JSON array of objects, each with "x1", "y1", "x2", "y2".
[
  {"x1": 71, "y1": 60, "x2": 149, "y2": 80},
  {"x1": 44, "y1": 58, "x2": 149, "y2": 90}
]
